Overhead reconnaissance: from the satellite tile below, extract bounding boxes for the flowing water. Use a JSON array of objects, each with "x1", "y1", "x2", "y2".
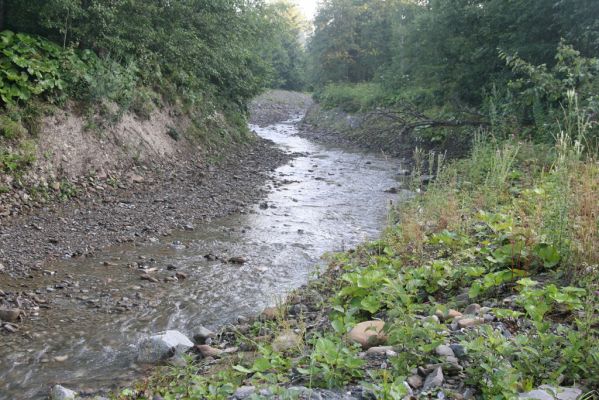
[{"x1": 0, "y1": 117, "x2": 409, "y2": 399}]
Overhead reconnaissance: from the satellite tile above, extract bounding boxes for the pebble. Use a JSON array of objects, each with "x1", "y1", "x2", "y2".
[
  {"x1": 458, "y1": 317, "x2": 485, "y2": 328},
  {"x1": 233, "y1": 386, "x2": 256, "y2": 399},
  {"x1": 449, "y1": 344, "x2": 467, "y2": 359},
  {"x1": 49, "y1": 385, "x2": 77, "y2": 400},
  {"x1": 407, "y1": 375, "x2": 423, "y2": 389},
  {"x1": 140, "y1": 274, "x2": 159, "y2": 283},
  {"x1": 463, "y1": 303, "x2": 481, "y2": 315},
  {"x1": 261, "y1": 306, "x2": 279, "y2": 321},
  {"x1": 272, "y1": 331, "x2": 301, "y2": 352},
  {"x1": 366, "y1": 346, "x2": 397, "y2": 357},
  {"x1": 196, "y1": 344, "x2": 223, "y2": 358},
  {"x1": 435, "y1": 344, "x2": 455, "y2": 358},
  {"x1": 423, "y1": 367, "x2": 444, "y2": 390},
  {"x1": 435, "y1": 309, "x2": 463, "y2": 321},
  {"x1": 0, "y1": 307, "x2": 21, "y2": 323},
  {"x1": 348, "y1": 320, "x2": 387, "y2": 349},
  {"x1": 193, "y1": 326, "x2": 215, "y2": 344}
]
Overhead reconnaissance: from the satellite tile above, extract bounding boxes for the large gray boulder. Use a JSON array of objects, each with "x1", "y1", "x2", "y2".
[{"x1": 137, "y1": 330, "x2": 194, "y2": 364}]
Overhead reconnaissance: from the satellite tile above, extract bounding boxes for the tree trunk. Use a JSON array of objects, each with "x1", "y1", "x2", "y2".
[{"x1": 0, "y1": 0, "x2": 5, "y2": 32}]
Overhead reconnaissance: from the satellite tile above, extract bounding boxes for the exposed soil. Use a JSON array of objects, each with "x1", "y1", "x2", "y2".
[{"x1": 0, "y1": 93, "x2": 313, "y2": 318}]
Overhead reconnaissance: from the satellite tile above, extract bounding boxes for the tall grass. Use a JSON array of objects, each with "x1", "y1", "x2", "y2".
[{"x1": 395, "y1": 92, "x2": 598, "y2": 283}]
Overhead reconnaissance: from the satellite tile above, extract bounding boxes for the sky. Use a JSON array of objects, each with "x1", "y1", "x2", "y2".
[{"x1": 295, "y1": 0, "x2": 318, "y2": 19}]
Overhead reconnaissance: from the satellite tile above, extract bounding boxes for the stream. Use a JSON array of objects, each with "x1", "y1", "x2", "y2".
[{"x1": 0, "y1": 117, "x2": 409, "y2": 399}]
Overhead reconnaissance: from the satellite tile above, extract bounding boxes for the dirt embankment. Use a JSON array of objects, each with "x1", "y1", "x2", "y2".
[
  {"x1": 300, "y1": 103, "x2": 473, "y2": 162},
  {"x1": 0, "y1": 93, "x2": 311, "y2": 282}
]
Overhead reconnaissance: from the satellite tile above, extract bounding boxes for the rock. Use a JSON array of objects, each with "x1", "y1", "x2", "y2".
[
  {"x1": 229, "y1": 256, "x2": 247, "y2": 264},
  {"x1": 449, "y1": 344, "x2": 467, "y2": 359},
  {"x1": 0, "y1": 307, "x2": 21, "y2": 322},
  {"x1": 196, "y1": 344, "x2": 223, "y2": 358},
  {"x1": 3, "y1": 323, "x2": 18, "y2": 333},
  {"x1": 140, "y1": 274, "x2": 159, "y2": 283},
  {"x1": 289, "y1": 303, "x2": 309, "y2": 316},
  {"x1": 49, "y1": 385, "x2": 77, "y2": 400},
  {"x1": 435, "y1": 309, "x2": 463, "y2": 321},
  {"x1": 348, "y1": 320, "x2": 387, "y2": 349},
  {"x1": 175, "y1": 272, "x2": 187, "y2": 280},
  {"x1": 483, "y1": 313, "x2": 495, "y2": 322},
  {"x1": 137, "y1": 330, "x2": 194, "y2": 364},
  {"x1": 130, "y1": 174, "x2": 145, "y2": 183},
  {"x1": 272, "y1": 331, "x2": 301, "y2": 352},
  {"x1": 423, "y1": 367, "x2": 444, "y2": 390},
  {"x1": 519, "y1": 386, "x2": 582, "y2": 400},
  {"x1": 286, "y1": 387, "x2": 358, "y2": 400},
  {"x1": 458, "y1": 318, "x2": 485, "y2": 329},
  {"x1": 462, "y1": 388, "x2": 475, "y2": 399},
  {"x1": 261, "y1": 306, "x2": 279, "y2": 321},
  {"x1": 193, "y1": 326, "x2": 215, "y2": 344},
  {"x1": 407, "y1": 375, "x2": 423, "y2": 389},
  {"x1": 435, "y1": 344, "x2": 455, "y2": 358},
  {"x1": 366, "y1": 346, "x2": 397, "y2": 357},
  {"x1": 463, "y1": 304, "x2": 481, "y2": 315},
  {"x1": 233, "y1": 386, "x2": 256, "y2": 399}
]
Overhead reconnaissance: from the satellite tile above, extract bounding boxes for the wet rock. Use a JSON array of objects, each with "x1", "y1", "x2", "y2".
[
  {"x1": 463, "y1": 304, "x2": 481, "y2": 315},
  {"x1": 49, "y1": 385, "x2": 77, "y2": 400},
  {"x1": 233, "y1": 386, "x2": 256, "y2": 399},
  {"x1": 137, "y1": 330, "x2": 194, "y2": 364},
  {"x1": 407, "y1": 374, "x2": 423, "y2": 389},
  {"x1": 272, "y1": 331, "x2": 301, "y2": 352},
  {"x1": 229, "y1": 256, "x2": 247, "y2": 264},
  {"x1": 423, "y1": 367, "x2": 444, "y2": 390},
  {"x1": 0, "y1": 307, "x2": 21, "y2": 322},
  {"x1": 204, "y1": 254, "x2": 218, "y2": 261},
  {"x1": 348, "y1": 320, "x2": 387, "y2": 349},
  {"x1": 193, "y1": 326, "x2": 215, "y2": 344},
  {"x1": 458, "y1": 318, "x2": 485, "y2": 329},
  {"x1": 3, "y1": 323, "x2": 18, "y2": 333},
  {"x1": 519, "y1": 386, "x2": 582, "y2": 400},
  {"x1": 196, "y1": 344, "x2": 223, "y2": 358},
  {"x1": 175, "y1": 272, "x2": 187, "y2": 280},
  {"x1": 435, "y1": 344, "x2": 455, "y2": 358}
]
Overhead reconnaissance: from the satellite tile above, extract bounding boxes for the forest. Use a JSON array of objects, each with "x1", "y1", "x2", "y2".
[{"x1": 0, "y1": 1, "x2": 597, "y2": 400}]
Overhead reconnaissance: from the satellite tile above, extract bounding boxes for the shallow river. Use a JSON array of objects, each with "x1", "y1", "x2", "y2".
[{"x1": 0, "y1": 117, "x2": 407, "y2": 399}]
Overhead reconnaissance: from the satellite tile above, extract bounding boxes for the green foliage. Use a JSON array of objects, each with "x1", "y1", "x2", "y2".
[
  {"x1": 0, "y1": 31, "x2": 66, "y2": 105},
  {"x1": 299, "y1": 336, "x2": 364, "y2": 388},
  {"x1": 314, "y1": 83, "x2": 389, "y2": 113}
]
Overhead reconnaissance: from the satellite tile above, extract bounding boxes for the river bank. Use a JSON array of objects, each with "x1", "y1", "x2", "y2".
[
  {"x1": 111, "y1": 99, "x2": 597, "y2": 400},
  {"x1": 1, "y1": 91, "x2": 412, "y2": 399}
]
